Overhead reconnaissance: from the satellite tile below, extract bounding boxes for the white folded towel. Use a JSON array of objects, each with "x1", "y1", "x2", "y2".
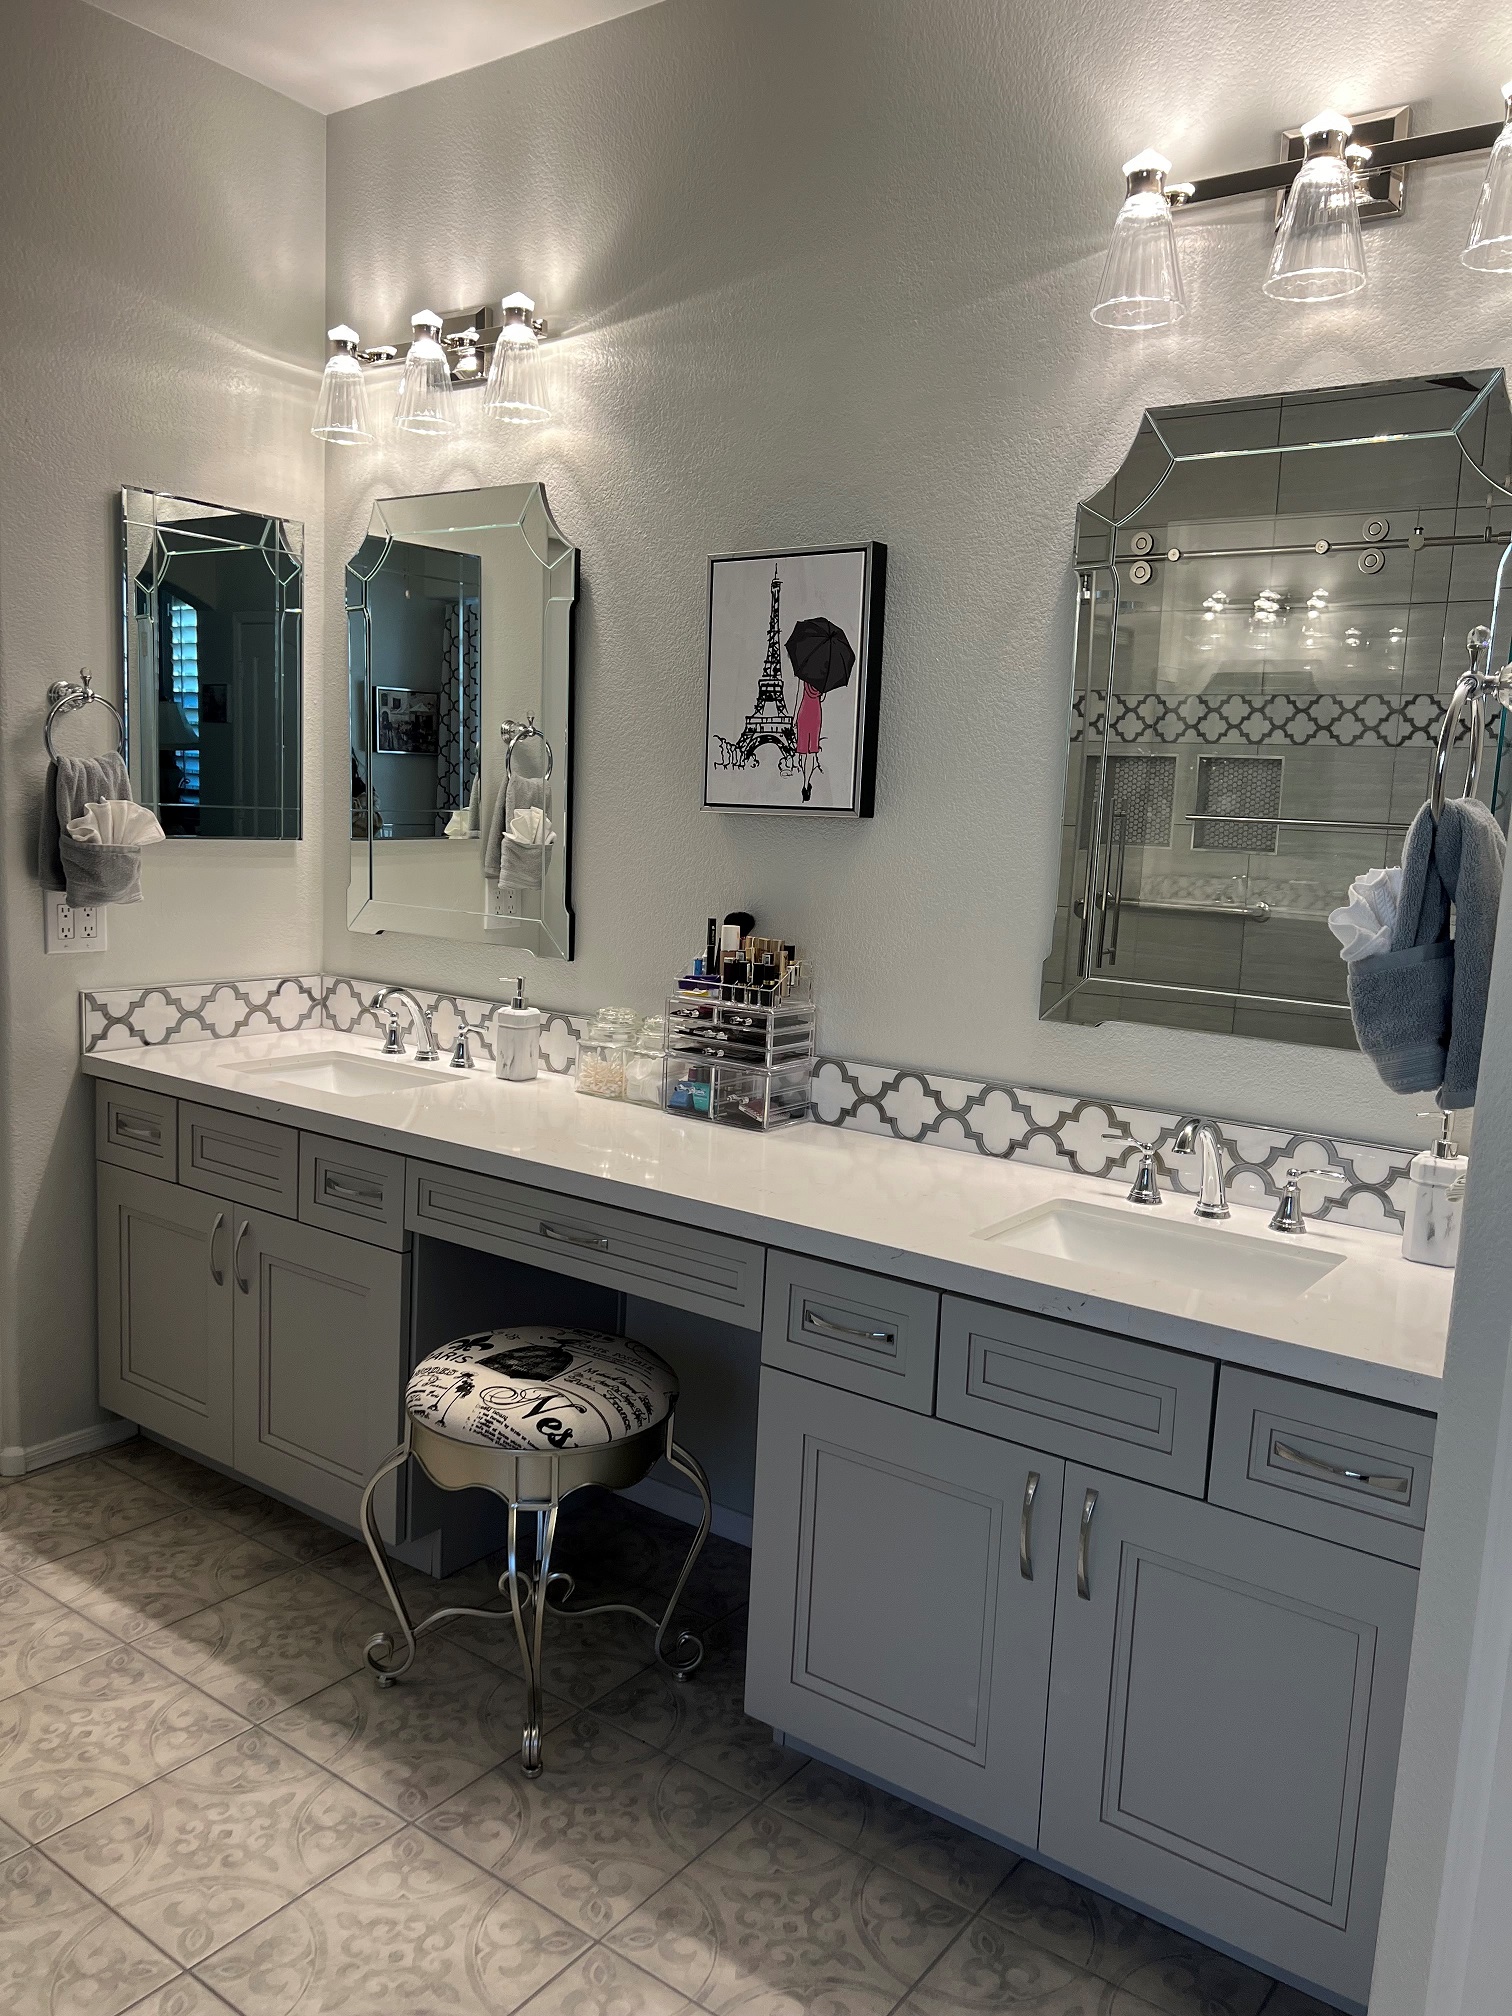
[
  {"x1": 1327, "y1": 865, "x2": 1401, "y2": 962},
  {"x1": 507, "y1": 806, "x2": 552, "y2": 846},
  {"x1": 65, "y1": 799, "x2": 166, "y2": 848}
]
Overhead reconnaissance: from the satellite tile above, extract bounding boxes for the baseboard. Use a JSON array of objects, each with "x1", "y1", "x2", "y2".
[
  {"x1": 619, "y1": 1475, "x2": 753, "y2": 1549},
  {"x1": 0, "y1": 1418, "x2": 137, "y2": 1477}
]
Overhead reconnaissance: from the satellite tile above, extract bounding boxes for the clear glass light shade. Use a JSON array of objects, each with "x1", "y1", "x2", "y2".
[
  {"x1": 1263, "y1": 115, "x2": 1366, "y2": 303},
  {"x1": 395, "y1": 312, "x2": 457, "y2": 436},
  {"x1": 1463, "y1": 89, "x2": 1512, "y2": 270},
  {"x1": 311, "y1": 328, "x2": 371, "y2": 445},
  {"x1": 485, "y1": 330, "x2": 551, "y2": 423},
  {"x1": 1091, "y1": 153, "x2": 1185, "y2": 330}
]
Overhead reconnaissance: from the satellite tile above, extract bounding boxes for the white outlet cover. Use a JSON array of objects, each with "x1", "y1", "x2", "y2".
[{"x1": 45, "y1": 892, "x2": 108, "y2": 954}]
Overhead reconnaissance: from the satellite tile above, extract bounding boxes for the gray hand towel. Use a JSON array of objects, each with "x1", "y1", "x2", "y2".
[
  {"x1": 38, "y1": 752, "x2": 132, "y2": 894},
  {"x1": 1436, "y1": 797, "x2": 1505, "y2": 1108},
  {"x1": 484, "y1": 769, "x2": 544, "y2": 881}
]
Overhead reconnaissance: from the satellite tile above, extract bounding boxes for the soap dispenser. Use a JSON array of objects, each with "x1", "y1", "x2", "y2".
[
  {"x1": 1402, "y1": 1110, "x2": 1468, "y2": 1268},
  {"x1": 494, "y1": 977, "x2": 541, "y2": 1083}
]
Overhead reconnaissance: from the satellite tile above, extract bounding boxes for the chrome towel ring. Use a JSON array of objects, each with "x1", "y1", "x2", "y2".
[
  {"x1": 502, "y1": 715, "x2": 553, "y2": 791},
  {"x1": 44, "y1": 669, "x2": 126, "y2": 762},
  {"x1": 1428, "y1": 627, "x2": 1512, "y2": 820}
]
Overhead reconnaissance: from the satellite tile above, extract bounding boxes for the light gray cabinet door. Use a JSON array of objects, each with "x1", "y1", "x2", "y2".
[
  {"x1": 746, "y1": 1366, "x2": 1064, "y2": 1846},
  {"x1": 97, "y1": 1164, "x2": 234, "y2": 1463},
  {"x1": 1041, "y1": 1465, "x2": 1418, "y2": 2008},
  {"x1": 231, "y1": 1208, "x2": 407, "y2": 1530}
]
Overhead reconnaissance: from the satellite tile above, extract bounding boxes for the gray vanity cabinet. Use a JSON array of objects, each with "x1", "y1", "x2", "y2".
[
  {"x1": 1040, "y1": 1465, "x2": 1418, "y2": 2008},
  {"x1": 746, "y1": 1366, "x2": 1064, "y2": 1845},
  {"x1": 97, "y1": 1164, "x2": 235, "y2": 1464},
  {"x1": 230, "y1": 1208, "x2": 407, "y2": 1530}
]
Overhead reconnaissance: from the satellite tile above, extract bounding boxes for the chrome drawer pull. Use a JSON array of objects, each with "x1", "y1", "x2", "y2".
[
  {"x1": 114, "y1": 1116, "x2": 160, "y2": 1145},
  {"x1": 1077, "y1": 1488, "x2": 1098, "y2": 1599},
  {"x1": 232, "y1": 1219, "x2": 251, "y2": 1294},
  {"x1": 1020, "y1": 1471, "x2": 1040, "y2": 1581},
  {"x1": 539, "y1": 1220, "x2": 610, "y2": 1252},
  {"x1": 1272, "y1": 1439, "x2": 1411, "y2": 1499},
  {"x1": 801, "y1": 1309, "x2": 896, "y2": 1348},
  {"x1": 324, "y1": 1173, "x2": 384, "y2": 1208},
  {"x1": 209, "y1": 1212, "x2": 225, "y2": 1288}
]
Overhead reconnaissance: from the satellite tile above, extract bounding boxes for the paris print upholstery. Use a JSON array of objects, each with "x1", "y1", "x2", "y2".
[{"x1": 404, "y1": 1326, "x2": 679, "y2": 1451}]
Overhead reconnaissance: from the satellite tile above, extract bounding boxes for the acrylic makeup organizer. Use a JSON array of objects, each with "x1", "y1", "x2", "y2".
[{"x1": 662, "y1": 966, "x2": 815, "y2": 1130}]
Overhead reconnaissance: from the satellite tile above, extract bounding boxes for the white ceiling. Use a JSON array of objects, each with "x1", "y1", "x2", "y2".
[{"x1": 83, "y1": 0, "x2": 666, "y2": 113}]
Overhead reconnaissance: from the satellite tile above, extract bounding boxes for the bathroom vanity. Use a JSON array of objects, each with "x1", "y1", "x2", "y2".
[{"x1": 85, "y1": 1030, "x2": 1448, "y2": 2013}]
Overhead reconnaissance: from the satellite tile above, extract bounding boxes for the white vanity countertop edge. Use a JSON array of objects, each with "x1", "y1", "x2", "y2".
[{"x1": 85, "y1": 1033, "x2": 1450, "y2": 1410}]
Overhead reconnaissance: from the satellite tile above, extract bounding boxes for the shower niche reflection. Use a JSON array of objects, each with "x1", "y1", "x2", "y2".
[{"x1": 1041, "y1": 370, "x2": 1512, "y2": 1048}]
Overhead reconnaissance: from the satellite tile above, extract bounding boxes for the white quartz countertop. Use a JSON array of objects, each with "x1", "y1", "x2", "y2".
[{"x1": 85, "y1": 1031, "x2": 1451, "y2": 1409}]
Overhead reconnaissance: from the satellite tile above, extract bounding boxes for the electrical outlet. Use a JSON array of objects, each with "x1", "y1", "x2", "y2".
[{"x1": 45, "y1": 892, "x2": 107, "y2": 954}]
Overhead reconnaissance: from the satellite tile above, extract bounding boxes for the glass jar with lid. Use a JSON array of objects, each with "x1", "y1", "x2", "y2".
[
  {"x1": 575, "y1": 1009, "x2": 635, "y2": 1099},
  {"x1": 625, "y1": 1014, "x2": 666, "y2": 1107}
]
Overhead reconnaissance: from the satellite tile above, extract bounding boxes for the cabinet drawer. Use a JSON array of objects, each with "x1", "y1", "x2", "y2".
[
  {"x1": 762, "y1": 1251, "x2": 938, "y2": 1411},
  {"x1": 96, "y1": 1081, "x2": 177, "y2": 1180},
  {"x1": 1209, "y1": 1367, "x2": 1435, "y2": 1566},
  {"x1": 179, "y1": 1101, "x2": 299, "y2": 1218},
  {"x1": 938, "y1": 1296, "x2": 1215, "y2": 1496},
  {"x1": 300, "y1": 1133, "x2": 408, "y2": 1251},
  {"x1": 407, "y1": 1160, "x2": 764, "y2": 1331}
]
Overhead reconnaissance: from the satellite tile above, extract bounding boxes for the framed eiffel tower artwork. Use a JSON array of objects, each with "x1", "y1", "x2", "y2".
[{"x1": 703, "y1": 542, "x2": 885, "y2": 816}]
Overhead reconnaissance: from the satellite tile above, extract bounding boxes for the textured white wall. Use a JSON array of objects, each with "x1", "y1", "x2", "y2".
[
  {"x1": 323, "y1": 0, "x2": 1512, "y2": 1152},
  {"x1": 0, "y1": 0, "x2": 326, "y2": 1452}
]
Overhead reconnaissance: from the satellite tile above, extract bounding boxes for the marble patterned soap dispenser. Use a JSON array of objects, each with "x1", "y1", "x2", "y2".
[{"x1": 1402, "y1": 1111, "x2": 1468, "y2": 1268}]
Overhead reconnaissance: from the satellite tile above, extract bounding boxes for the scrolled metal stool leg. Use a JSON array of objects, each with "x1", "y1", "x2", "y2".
[
  {"x1": 656, "y1": 1425, "x2": 712, "y2": 1680},
  {"x1": 359, "y1": 1429, "x2": 418, "y2": 1686},
  {"x1": 505, "y1": 1501, "x2": 548, "y2": 1777}
]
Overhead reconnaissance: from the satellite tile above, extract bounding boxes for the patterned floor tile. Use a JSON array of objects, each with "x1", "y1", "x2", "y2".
[
  {"x1": 0, "y1": 1816, "x2": 24, "y2": 1866},
  {"x1": 606, "y1": 1805, "x2": 967, "y2": 2015},
  {"x1": 0, "y1": 1847, "x2": 177, "y2": 2016},
  {"x1": 305, "y1": 1539, "x2": 433, "y2": 1607},
  {"x1": 513, "y1": 1944, "x2": 706, "y2": 2016},
  {"x1": 1260, "y1": 1991, "x2": 1339, "y2": 2016},
  {"x1": 0, "y1": 1567, "x2": 122, "y2": 1701},
  {"x1": 264, "y1": 1636, "x2": 564, "y2": 1820},
  {"x1": 47, "y1": 1727, "x2": 399, "y2": 1965},
  {"x1": 22, "y1": 1510, "x2": 290, "y2": 1644},
  {"x1": 198, "y1": 1827, "x2": 589, "y2": 2016},
  {"x1": 985, "y1": 1862, "x2": 1273, "y2": 2016},
  {"x1": 100, "y1": 1440, "x2": 246, "y2": 1513},
  {"x1": 595, "y1": 1612, "x2": 802, "y2": 1802},
  {"x1": 550, "y1": 1493, "x2": 750, "y2": 1626},
  {"x1": 0, "y1": 1644, "x2": 248, "y2": 1842},
  {"x1": 443, "y1": 1596, "x2": 660, "y2": 1711},
  {"x1": 0, "y1": 1459, "x2": 179, "y2": 1572},
  {"x1": 422, "y1": 1711, "x2": 751, "y2": 1934},
  {"x1": 894, "y1": 1913, "x2": 1158, "y2": 2013},
  {"x1": 203, "y1": 1488, "x2": 349, "y2": 1567},
  {"x1": 137, "y1": 1568, "x2": 393, "y2": 1723},
  {"x1": 770, "y1": 1758, "x2": 1020, "y2": 1911},
  {"x1": 123, "y1": 1981, "x2": 239, "y2": 2015}
]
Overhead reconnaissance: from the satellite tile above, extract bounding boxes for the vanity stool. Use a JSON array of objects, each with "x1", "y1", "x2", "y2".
[{"x1": 357, "y1": 1324, "x2": 712, "y2": 1776}]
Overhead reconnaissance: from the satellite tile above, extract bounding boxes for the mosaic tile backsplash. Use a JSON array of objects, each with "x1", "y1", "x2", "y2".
[{"x1": 81, "y1": 973, "x2": 1416, "y2": 1232}]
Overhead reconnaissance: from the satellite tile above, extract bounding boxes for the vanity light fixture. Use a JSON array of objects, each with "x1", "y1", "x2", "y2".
[
  {"x1": 1094, "y1": 85, "x2": 1512, "y2": 327},
  {"x1": 395, "y1": 310, "x2": 458, "y2": 436},
  {"x1": 484, "y1": 293, "x2": 551, "y2": 424},
  {"x1": 312, "y1": 325, "x2": 387, "y2": 445}
]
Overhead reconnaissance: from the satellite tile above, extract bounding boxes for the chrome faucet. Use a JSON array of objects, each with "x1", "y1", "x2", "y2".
[
  {"x1": 450, "y1": 1020, "x2": 485, "y2": 1070},
  {"x1": 373, "y1": 987, "x2": 440, "y2": 1062},
  {"x1": 1173, "y1": 1116, "x2": 1230, "y2": 1220}
]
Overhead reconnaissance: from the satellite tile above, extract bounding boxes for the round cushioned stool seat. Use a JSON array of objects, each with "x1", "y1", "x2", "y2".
[{"x1": 404, "y1": 1325, "x2": 678, "y2": 1453}]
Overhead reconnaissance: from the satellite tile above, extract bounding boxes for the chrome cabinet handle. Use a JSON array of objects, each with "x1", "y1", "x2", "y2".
[
  {"x1": 1077, "y1": 1488, "x2": 1098, "y2": 1599},
  {"x1": 208, "y1": 1212, "x2": 225, "y2": 1288},
  {"x1": 1272, "y1": 1439, "x2": 1411, "y2": 1499},
  {"x1": 232, "y1": 1219, "x2": 251, "y2": 1294},
  {"x1": 1020, "y1": 1471, "x2": 1040, "y2": 1581},
  {"x1": 801, "y1": 1309, "x2": 896, "y2": 1348},
  {"x1": 114, "y1": 1115, "x2": 161, "y2": 1145},
  {"x1": 539, "y1": 1221, "x2": 610, "y2": 1252},
  {"x1": 324, "y1": 1173, "x2": 384, "y2": 1208}
]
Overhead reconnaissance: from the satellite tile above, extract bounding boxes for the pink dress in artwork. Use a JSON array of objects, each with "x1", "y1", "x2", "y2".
[{"x1": 795, "y1": 682, "x2": 823, "y2": 756}]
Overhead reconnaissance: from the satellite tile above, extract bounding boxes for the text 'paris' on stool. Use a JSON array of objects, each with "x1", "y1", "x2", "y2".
[{"x1": 357, "y1": 1325, "x2": 712, "y2": 1776}]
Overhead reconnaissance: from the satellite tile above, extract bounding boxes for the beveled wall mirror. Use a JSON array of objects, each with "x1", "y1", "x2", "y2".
[
  {"x1": 346, "y1": 484, "x2": 577, "y2": 959},
  {"x1": 1041, "y1": 370, "x2": 1512, "y2": 1048},
  {"x1": 122, "y1": 487, "x2": 303, "y2": 837}
]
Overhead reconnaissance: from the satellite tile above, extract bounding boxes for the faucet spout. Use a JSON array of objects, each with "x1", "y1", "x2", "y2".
[
  {"x1": 373, "y1": 987, "x2": 440, "y2": 1062},
  {"x1": 1173, "y1": 1115, "x2": 1230, "y2": 1221}
]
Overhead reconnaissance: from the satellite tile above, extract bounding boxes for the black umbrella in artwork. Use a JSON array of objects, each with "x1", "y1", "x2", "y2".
[{"x1": 784, "y1": 617, "x2": 856, "y2": 693}]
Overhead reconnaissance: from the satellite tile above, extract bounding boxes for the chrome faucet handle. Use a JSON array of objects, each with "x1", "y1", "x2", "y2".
[
  {"x1": 375, "y1": 998, "x2": 406, "y2": 1057},
  {"x1": 450, "y1": 1021, "x2": 484, "y2": 1070},
  {"x1": 1125, "y1": 1139, "x2": 1163, "y2": 1208},
  {"x1": 1269, "y1": 1165, "x2": 1345, "y2": 1235}
]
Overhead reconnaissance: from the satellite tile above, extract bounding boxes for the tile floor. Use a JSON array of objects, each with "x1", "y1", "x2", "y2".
[{"x1": 0, "y1": 1439, "x2": 1340, "y2": 2016}]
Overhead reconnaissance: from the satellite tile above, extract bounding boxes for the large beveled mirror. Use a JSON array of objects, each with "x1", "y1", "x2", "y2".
[
  {"x1": 1041, "y1": 370, "x2": 1512, "y2": 1048},
  {"x1": 346, "y1": 484, "x2": 577, "y2": 959},
  {"x1": 122, "y1": 487, "x2": 303, "y2": 838}
]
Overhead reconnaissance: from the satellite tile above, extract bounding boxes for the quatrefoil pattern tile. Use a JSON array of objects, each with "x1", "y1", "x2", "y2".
[
  {"x1": 81, "y1": 977, "x2": 325, "y2": 1053},
  {"x1": 321, "y1": 977, "x2": 585, "y2": 1074},
  {"x1": 1074, "y1": 688, "x2": 1443, "y2": 749},
  {"x1": 810, "y1": 1058, "x2": 1414, "y2": 1230}
]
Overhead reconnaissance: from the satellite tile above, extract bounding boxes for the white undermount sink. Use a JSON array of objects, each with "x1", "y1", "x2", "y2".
[
  {"x1": 977, "y1": 1198, "x2": 1344, "y2": 1302},
  {"x1": 233, "y1": 1050, "x2": 446, "y2": 1097}
]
